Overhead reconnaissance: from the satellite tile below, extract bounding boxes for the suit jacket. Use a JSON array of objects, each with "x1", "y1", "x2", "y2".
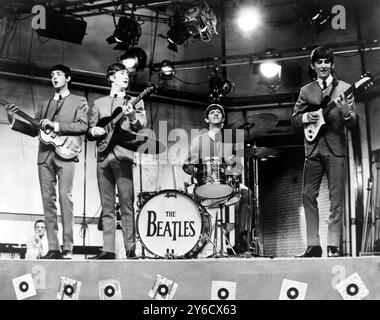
[
  {"x1": 12, "y1": 93, "x2": 89, "y2": 164},
  {"x1": 87, "y1": 95, "x2": 147, "y2": 162},
  {"x1": 291, "y1": 80, "x2": 356, "y2": 157}
]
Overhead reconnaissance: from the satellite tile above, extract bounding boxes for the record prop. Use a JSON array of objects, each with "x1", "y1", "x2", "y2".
[
  {"x1": 335, "y1": 272, "x2": 369, "y2": 300},
  {"x1": 98, "y1": 279, "x2": 122, "y2": 300},
  {"x1": 148, "y1": 274, "x2": 178, "y2": 300},
  {"x1": 211, "y1": 281, "x2": 236, "y2": 300},
  {"x1": 279, "y1": 279, "x2": 307, "y2": 300},
  {"x1": 12, "y1": 273, "x2": 37, "y2": 300},
  {"x1": 56, "y1": 276, "x2": 81, "y2": 300}
]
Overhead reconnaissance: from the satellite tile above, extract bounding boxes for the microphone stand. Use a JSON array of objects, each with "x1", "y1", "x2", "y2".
[{"x1": 81, "y1": 136, "x2": 88, "y2": 258}]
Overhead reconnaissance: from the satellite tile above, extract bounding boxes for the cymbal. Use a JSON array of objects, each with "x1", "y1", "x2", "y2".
[
  {"x1": 226, "y1": 113, "x2": 278, "y2": 140},
  {"x1": 225, "y1": 166, "x2": 242, "y2": 176},
  {"x1": 237, "y1": 146, "x2": 280, "y2": 158}
]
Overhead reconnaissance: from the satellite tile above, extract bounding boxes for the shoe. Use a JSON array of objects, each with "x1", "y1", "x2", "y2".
[
  {"x1": 62, "y1": 250, "x2": 73, "y2": 260},
  {"x1": 88, "y1": 251, "x2": 115, "y2": 260},
  {"x1": 295, "y1": 246, "x2": 322, "y2": 258},
  {"x1": 41, "y1": 250, "x2": 63, "y2": 259},
  {"x1": 327, "y1": 246, "x2": 340, "y2": 257}
]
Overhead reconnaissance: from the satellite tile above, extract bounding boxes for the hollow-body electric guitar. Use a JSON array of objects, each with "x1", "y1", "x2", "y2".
[
  {"x1": 0, "y1": 98, "x2": 82, "y2": 159},
  {"x1": 304, "y1": 74, "x2": 374, "y2": 142},
  {"x1": 96, "y1": 84, "x2": 157, "y2": 153}
]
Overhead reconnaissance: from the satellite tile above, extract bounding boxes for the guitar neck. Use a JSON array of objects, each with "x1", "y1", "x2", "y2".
[
  {"x1": 111, "y1": 89, "x2": 150, "y2": 125},
  {"x1": 322, "y1": 84, "x2": 354, "y2": 116},
  {"x1": 0, "y1": 98, "x2": 39, "y2": 127},
  {"x1": 15, "y1": 109, "x2": 40, "y2": 127}
]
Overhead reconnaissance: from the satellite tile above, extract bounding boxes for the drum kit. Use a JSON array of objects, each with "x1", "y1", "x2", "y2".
[{"x1": 132, "y1": 112, "x2": 279, "y2": 259}]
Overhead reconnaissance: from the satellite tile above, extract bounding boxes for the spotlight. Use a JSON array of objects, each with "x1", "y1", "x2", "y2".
[
  {"x1": 159, "y1": 20, "x2": 191, "y2": 52},
  {"x1": 159, "y1": 1, "x2": 217, "y2": 52},
  {"x1": 257, "y1": 48, "x2": 282, "y2": 89},
  {"x1": 259, "y1": 62, "x2": 282, "y2": 79},
  {"x1": 36, "y1": 9, "x2": 87, "y2": 44},
  {"x1": 118, "y1": 47, "x2": 147, "y2": 72},
  {"x1": 208, "y1": 74, "x2": 234, "y2": 102},
  {"x1": 236, "y1": 5, "x2": 262, "y2": 32},
  {"x1": 159, "y1": 60, "x2": 174, "y2": 80},
  {"x1": 310, "y1": 9, "x2": 336, "y2": 33},
  {"x1": 106, "y1": 16, "x2": 141, "y2": 50},
  {"x1": 293, "y1": 1, "x2": 337, "y2": 34}
]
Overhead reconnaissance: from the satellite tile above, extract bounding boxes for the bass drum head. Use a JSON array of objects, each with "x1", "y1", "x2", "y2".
[{"x1": 137, "y1": 190, "x2": 208, "y2": 258}]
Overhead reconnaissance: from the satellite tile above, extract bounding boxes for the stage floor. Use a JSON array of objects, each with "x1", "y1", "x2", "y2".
[{"x1": 1, "y1": 256, "x2": 379, "y2": 300}]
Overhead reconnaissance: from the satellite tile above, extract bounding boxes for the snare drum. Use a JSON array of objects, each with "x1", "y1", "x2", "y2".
[
  {"x1": 136, "y1": 190, "x2": 211, "y2": 258},
  {"x1": 198, "y1": 175, "x2": 241, "y2": 208},
  {"x1": 194, "y1": 157, "x2": 234, "y2": 200}
]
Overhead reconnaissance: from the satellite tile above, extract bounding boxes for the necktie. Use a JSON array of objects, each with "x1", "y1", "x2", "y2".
[{"x1": 322, "y1": 80, "x2": 327, "y2": 90}]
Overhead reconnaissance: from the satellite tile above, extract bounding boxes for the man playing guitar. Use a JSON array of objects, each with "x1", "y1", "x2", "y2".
[
  {"x1": 291, "y1": 46, "x2": 357, "y2": 258},
  {"x1": 87, "y1": 62, "x2": 147, "y2": 260},
  {"x1": 5, "y1": 64, "x2": 89, "y2": 259}
]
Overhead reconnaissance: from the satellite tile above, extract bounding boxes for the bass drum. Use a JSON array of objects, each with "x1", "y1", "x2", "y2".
[{"x1": 136, "y1": 190, "x2": 211, "y2": 258}]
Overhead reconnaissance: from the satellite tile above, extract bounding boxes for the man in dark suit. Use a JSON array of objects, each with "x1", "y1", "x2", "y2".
[
  {"x1": 5, "y1": 64, "x2": 89, "y2": 259},
  {"x1": 87, "y1": 62, "x2": 147, "y2": 260},
  {"x1": 291, "y1": 46, "x2": 356, "y2": 258}
]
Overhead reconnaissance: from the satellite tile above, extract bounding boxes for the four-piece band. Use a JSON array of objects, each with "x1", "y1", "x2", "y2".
[{"x1": 2, "y1": 45, "x2": 374, "y2": 260}]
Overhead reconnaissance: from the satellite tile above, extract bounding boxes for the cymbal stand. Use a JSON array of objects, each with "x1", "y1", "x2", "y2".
[
  {"x1": 81, "y1": 136, "x2": 88, "y2": 258},
  {"x1": 209, "y1": 203, "x2": 237, "y2": 258},
  {"x1": 134, "y1": 152, "x2": 145, "y2": 259},
  {"x1": 246, "y1": 141, "x2": 267, "y2": 257}
]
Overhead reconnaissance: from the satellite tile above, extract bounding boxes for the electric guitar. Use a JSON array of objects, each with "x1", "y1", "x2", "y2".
[
  {"x1": 0, "y1": 98, "x2": 82, "y2": 160},
  {"x1": 96, "y1": 83, "x2": 158, "y2": 153},
  {"x1": 304, "y1": 74, "x2": 374, "y2": 142}
]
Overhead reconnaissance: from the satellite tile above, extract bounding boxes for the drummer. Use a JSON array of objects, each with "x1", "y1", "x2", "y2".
[{"x1": 183, "y1": 103, "x2": 243, "y2": 179}]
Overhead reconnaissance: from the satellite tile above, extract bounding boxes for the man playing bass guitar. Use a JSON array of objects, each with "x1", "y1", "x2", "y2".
[
  {"x1": 4, "y1": 64, "x2": 89, "y2": 259},
  {"x1": 291, "y1": 46, "x2": 356, "y2": 258},
  {"x1": 87, "y1": 62, "x2": 147, "y2": 260}
]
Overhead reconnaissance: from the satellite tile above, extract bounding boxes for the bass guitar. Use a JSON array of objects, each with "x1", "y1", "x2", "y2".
[
  {"x1": 0, "y1": 98, "x2": 82, "y2": 159},
  {"x1": 96, "y1": 83, "x2": 158, "y2": 153},
  {"x1": 304, "y1": 74, "x2": 374, "y2": 142}
]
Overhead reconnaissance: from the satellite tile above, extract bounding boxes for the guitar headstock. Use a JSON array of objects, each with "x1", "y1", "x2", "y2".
[
  {"x1": 354, "y1": 72, "x2": 374, "y2": 92},
  {"x1": 146, "y1": 82, "x2": 159, "y2": 94},
  {"x1": 0, "y1": 98, "x2": 9, "y2": 107}
]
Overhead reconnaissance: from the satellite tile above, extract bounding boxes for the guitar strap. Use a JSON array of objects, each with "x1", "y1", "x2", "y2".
[
  {"x1": 44, "y1": 98, "x2": 64, "y2": 120},
  {"x1": 324, "y1": 78, "x2": 339, "y2": 103}
]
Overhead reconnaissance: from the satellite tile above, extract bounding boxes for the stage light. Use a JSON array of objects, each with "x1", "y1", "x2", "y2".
[
  {"x1": 159, "y1": 20, "x2": 191, "y2": 52},
  {"x1": 293, "y1": 1, "x2": 337, "y2": 34},
  {"x1": 159, "y1": 1, "x2": 217, "y2": 52},
  {"x1": 208, "y1": 74, "x2": 234, "y2": 102},
  {"x1": 310, "y1": 9, "x2": 336, "y2": 33},
  {"x1": 118, "y1": 47, "x2": 147, "y2": 72},
  {"x1": 259, "y1": 62, "x2": 282, "y2": 79},
  {"x1": 257, "y1": 49, "x2": 282, "y2": 89},
  {"x1": 236, "y1": 6, "x2": 261, "y2": 32},
  {"x1": 106, "y1": 16, "x2": 141, "y2": 50},
  {"x1": 159, "y1": 60, "x2": 174, "y2": 80},
  {"x1": 36, "y1": 9, "x2": 87, "y2": 44}
]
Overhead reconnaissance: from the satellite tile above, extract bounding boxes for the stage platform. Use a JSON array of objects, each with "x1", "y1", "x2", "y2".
[{"x1": 0, "y1": 256, "x2": 379, "y2": 300}]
